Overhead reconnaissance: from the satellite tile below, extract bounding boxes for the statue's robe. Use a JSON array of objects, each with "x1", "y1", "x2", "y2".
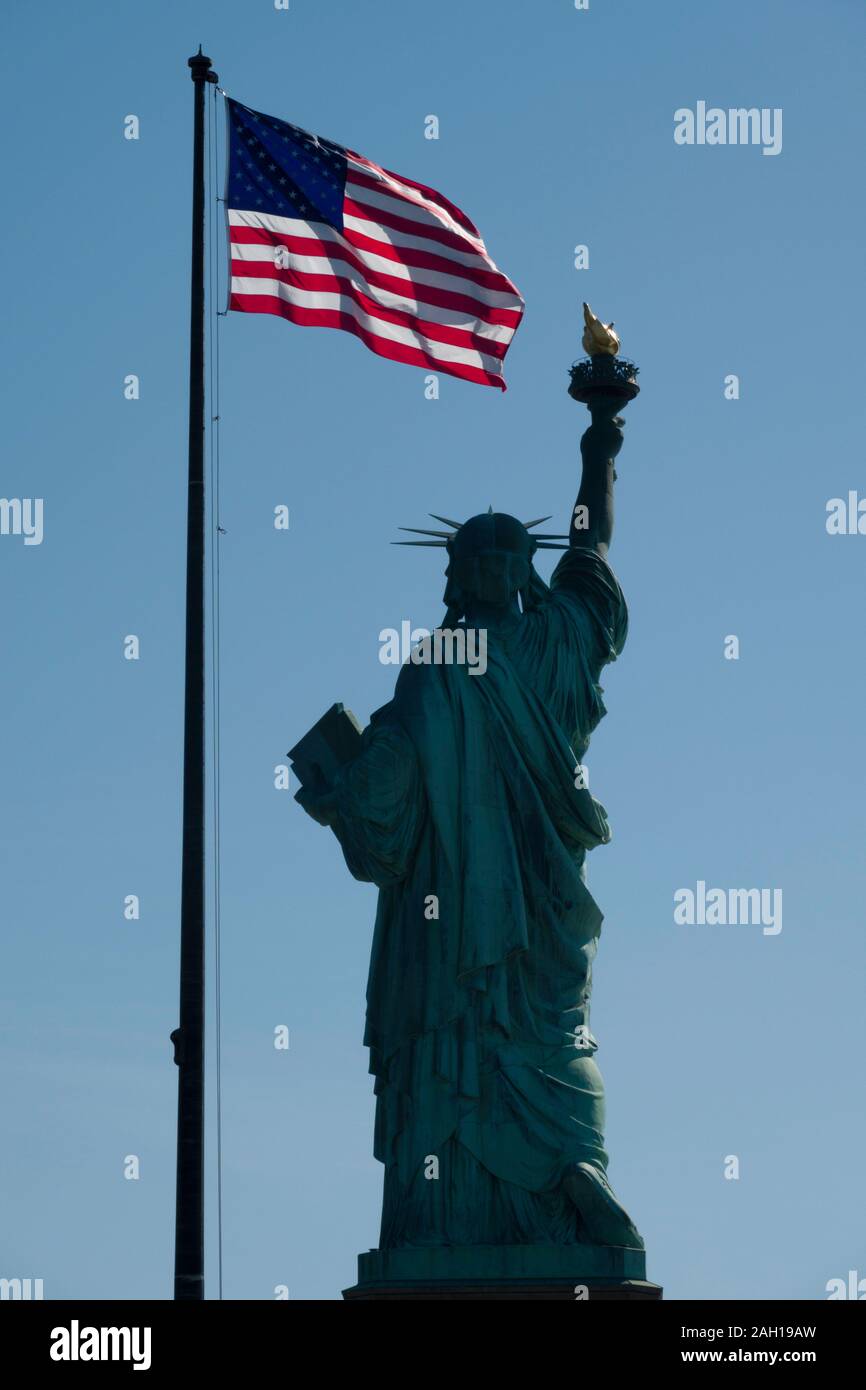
[{"x1": 329, "y1": 548, "x2": 628, "y2": 1246}]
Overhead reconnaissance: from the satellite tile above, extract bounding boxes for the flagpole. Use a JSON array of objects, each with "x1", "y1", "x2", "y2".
[{"x1": 172, "y1": 45, "x2": 217, "y2": 1303}]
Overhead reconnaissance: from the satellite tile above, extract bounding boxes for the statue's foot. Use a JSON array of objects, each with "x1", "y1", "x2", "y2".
[{"x1": 563, "y1": 1162, "x2": 645, "y2": 1250}]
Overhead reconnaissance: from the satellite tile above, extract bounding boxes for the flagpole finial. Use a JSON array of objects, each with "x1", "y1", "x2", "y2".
[{"x1": 188, "y1": 48, "x2": 218, "y2": 83}]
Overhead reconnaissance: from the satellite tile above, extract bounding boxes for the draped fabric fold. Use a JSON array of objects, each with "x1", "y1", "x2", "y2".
[{"x1": 329, "y1": 548, "x2": 628, "y2": 1245}]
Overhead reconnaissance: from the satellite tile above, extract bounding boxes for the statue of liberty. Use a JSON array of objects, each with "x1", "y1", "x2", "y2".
[{"x1": 295, "y1": 335, "x2": 648, "y2": 1289}]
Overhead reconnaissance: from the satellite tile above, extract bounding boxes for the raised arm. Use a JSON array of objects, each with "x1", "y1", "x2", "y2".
[{"x1": 570, "y1": 404, "x2": 625, "y2": 559}]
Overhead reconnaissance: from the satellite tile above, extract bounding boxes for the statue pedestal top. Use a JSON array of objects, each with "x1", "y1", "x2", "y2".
[{"x1": 343, "y1": 1243, "x2": 662, "y2": 1301}]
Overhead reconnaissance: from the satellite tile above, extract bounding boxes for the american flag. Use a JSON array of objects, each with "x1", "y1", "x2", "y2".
[{"x1": 225, "y1": 99, "x2": 524, "y2": 390}]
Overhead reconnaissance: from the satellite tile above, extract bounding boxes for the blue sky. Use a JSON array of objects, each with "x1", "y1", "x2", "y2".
[{"x1": 1, "y1": 0, "x2": 864, "y2": 1300}]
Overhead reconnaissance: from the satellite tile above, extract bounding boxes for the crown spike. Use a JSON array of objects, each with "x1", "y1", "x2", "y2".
[
  {"x1": 429, "y1": 513, "x2": 463, "y2": 530},
  {"x1": 399, "y1": 527, "x2": 454, "y2": 538},
  {"x1": 523, "y1": 516, "x2": 552, "y2": 529},
  {"x1": 392, "y1": 540, "x2": 448, "y2": 547}
]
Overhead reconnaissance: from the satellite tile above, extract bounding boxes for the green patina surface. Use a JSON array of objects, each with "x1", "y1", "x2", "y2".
[{"x1": 298, "y1": 400, "x2": 651, "y2": 1289}]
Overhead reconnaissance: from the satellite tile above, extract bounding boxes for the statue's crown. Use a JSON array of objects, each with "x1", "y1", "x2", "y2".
[{"x1": 393, "y1": 507, "x2": 568, "y2": 553}]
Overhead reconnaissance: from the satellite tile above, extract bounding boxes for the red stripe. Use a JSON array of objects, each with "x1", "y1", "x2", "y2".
[
  {"x1": 230, "y1": 217, "x2": 518, "y2": 295},
  {"x1": 345, "y1": 177, "x2": 487, "y2": 260},
  {"x1": 347, "y1": 152, "x2": 483, "y2": 240},
  {"x1": 230, "y1": 263, "x2": 508, "y2": 360},
  {"x1": 345, "y1": 189, "x2": 483, "y2": 262},
  {"x1": 229, "y1": 226, "x2": 522, "y2": 325},
  {"x1": 341, "y1": 222, "x2": 515, "y2": 295},
  {"x1": 229, "y1": 292, "x2": 506, "y2": 389}
]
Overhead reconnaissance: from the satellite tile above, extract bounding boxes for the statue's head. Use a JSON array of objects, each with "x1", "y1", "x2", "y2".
[
  {"x1": 395, "y1": 508, "x2": 568, "y2": 625},
  {"x1": 444, "y1": 511, "x2": 535, "y2": 615}
]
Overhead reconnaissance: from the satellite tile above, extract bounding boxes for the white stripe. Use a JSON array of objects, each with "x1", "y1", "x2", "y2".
[
  {"x1": 346, "y1": 172, "x2": 486, "y2": 245},
  {"x1": 230, "y1": 277, "x2": 504, "y2": 373},
  {"x1": 229, "y1": 212, "x2": 523, "y2": 310},
  {"x1": 228, "y1": 241, "x2": 516, "y2": 341},
  {"x1": 229, "y1": 206, "x2": 513, "y2": 287},
  {"x1": 345, "y1": 154, "x2": 487, "y2": 253},
  {"x1": 229, "y1": 209, "x2": 326, "y2": 234},
  {"x1": 343, "y1": 211, "x2": 498, "y2": 276}
]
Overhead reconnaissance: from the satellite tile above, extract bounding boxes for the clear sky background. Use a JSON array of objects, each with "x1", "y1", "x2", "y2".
[{"x1": 1, "y1": 0, "x2": 864, "y2": 1302}]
